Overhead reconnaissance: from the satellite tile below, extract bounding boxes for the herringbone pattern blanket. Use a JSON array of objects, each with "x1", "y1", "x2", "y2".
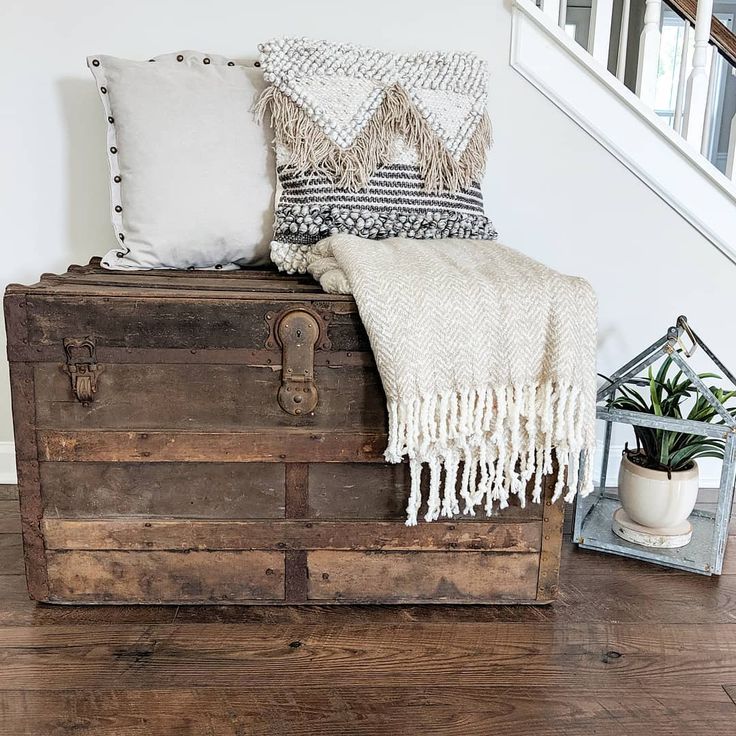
[{"x1": 307, "y1": 234, "x2": 597, "y2": 525}]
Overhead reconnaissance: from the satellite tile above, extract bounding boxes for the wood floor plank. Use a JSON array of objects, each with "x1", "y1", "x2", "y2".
[
  {"x1": 0, "y1": 686, "x2": 734, "y2": 736},
  {"x1": 0, "y1": 622, "x2": 734, "y2": 690}
]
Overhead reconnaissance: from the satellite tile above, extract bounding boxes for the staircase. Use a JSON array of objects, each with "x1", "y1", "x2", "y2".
[{"x1": 511, "y1": 0, "x2": 736, "y2": 262}]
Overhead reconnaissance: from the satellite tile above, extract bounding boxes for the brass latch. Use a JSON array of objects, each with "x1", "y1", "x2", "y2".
[
  {"x1": 63, "y1": 337, "x2": 103, "y2": 405},
  {"x1": 276, "y1": 311, "x2": 320, "y2": 415}
]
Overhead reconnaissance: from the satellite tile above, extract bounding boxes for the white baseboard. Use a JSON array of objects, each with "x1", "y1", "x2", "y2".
[{"x1": 0, "y1": 442, "x2": 17, "y2": 485}]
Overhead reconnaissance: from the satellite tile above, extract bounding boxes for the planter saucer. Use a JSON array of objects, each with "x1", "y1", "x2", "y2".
[{"x1": 612, "y1": 507, "x2": 693, "y2": 549}]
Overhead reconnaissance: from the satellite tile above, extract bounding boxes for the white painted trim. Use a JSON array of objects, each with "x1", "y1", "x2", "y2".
[
  {"x1": 588, "y1": 0, "x2": 614, "y2": 64},
  {"x1": 510, "y1": 0, "x2": 736, "y2": 267},
  {"x1": 0, "y1": 442, "x2": 17, "y2": 485}
]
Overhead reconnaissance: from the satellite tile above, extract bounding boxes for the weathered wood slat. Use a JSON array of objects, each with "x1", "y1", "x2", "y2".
[
  {"x1": 5, "y1": 292, "x2": 47, "y2": 599},
  {"x1": 309, "y1": 462, "x2": 410, "y2": 519},
  {"x1": 39, "y1": 275, "x2": 320, "y2": 294},
  {"x1": 39, "y1": 462, "x2": 285, "y2": 518},
  {"x1": 22, "y1": 295, "x2": 367, "y2": 352},
  {"x1": 37, "y1": 430, "x2": 387, "y2": 463},
  {"x1": 41, "y1": 519, "x2": 542, "y2": 552},
  {"x1": 285, "y1": 550, "x2": 308, "y2": 603},
  {"x1": 46, "y1": 550, "x2": 285, "y2": 603},
  {"x1": 34, "y1": 363, "x2": 386, "y2": 431},
  {"x1": 11, "y1": 282, "x2": 359, "y2": 303},
  {"x1": 308, "y1": 551, "x2": 540, "y2": 602},
  {"x1": 12, "y1": 345, "x2": 375, "y2": 366},
  {"x1": 285, "y1": 463, "x2": 309, "y2": 519},
  {"x1": 309, "y1": 462, "x2": 545, "y2": 521},
  {"x1": 537, "y1": 471, "x2": 565, "y2": 601}
]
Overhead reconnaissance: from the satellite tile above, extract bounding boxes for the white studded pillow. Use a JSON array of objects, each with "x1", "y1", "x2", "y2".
[{"x1": 88, "y1": 51, "x2": 274, "y2": 270}]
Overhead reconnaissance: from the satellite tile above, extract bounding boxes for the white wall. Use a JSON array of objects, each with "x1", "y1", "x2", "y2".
[{"x1": 1, "y1": 0, "x2": 734, "y2": 479}]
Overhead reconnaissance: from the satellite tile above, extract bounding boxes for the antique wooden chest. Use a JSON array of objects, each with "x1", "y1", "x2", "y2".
[{"x1": 4, "y1": 259, "x2": 564, "y2": 605}]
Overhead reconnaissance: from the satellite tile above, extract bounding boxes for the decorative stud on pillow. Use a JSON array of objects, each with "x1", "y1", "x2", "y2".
[
  {"x1": 256, "y1": 38, "x2": 498, "y2": 274},
  {"x1": 88, "y1": 51, "x2": 274, "y2": 270}
]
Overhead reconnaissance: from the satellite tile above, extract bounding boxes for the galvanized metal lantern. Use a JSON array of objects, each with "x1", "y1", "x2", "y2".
[{"x1": 573, "y1": 316, "x2": 736, "y2": 575}]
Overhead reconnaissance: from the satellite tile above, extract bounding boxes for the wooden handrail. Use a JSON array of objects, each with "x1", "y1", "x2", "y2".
[{"x1": 667, "y1": 0, "x2": 736, "y2": 67}]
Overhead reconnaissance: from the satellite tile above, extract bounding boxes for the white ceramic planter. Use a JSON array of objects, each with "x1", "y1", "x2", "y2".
[{"x1": 617, "y1": 453, "x2": 699, "y2": 529}]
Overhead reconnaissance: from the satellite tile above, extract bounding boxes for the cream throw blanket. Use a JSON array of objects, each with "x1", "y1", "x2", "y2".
[{"x1": 307, "y1": 235, "x2": 597, "y2": 525}]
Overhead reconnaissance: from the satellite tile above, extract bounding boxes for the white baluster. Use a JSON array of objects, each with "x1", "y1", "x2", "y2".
[
  {"x1": 701, "y1": 48, "x2": 718, "y2": 156},
  {"x1": 727, "y1": 112, "x2": 736, "y2": 180},
  {"x1": 558, "y1": 0, "x2": 568, "y2": 28},
  {"x1": 683, "y1": 0, "x2": 715, "y2": 146},
  {"x1": 673, "y1": 23, "x2": 691, "y2": 134},
  {"x1": 616, "y1": 0, "x2": 631, "y2": 81},
  {"x1": 636, "y1": 0, "x2": 662, "y2": 106},
  {"x1": 543, "y1": 0, "x2": 562, "y2": 25},
  {"x1": 588, "y1": 0, "x2": 614, "y2": 65}
]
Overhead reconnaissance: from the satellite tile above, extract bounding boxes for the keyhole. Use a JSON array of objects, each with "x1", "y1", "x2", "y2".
[{"x1": 296, "y1": 329, "x2": 302, "y2": 338}]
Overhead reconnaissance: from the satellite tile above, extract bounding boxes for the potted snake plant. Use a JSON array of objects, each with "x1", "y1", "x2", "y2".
[{"x1": 605, "y1": 356, "x2": 736, "y2": 536}]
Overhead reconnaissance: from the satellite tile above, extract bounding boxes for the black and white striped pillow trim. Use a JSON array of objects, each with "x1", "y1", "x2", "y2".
[
  {"x1": 274, "y1": 203, "x2": 497, "y2": 244},
  {"x1": 270, "y1": 164, "x2": 497, "y2": 273}
]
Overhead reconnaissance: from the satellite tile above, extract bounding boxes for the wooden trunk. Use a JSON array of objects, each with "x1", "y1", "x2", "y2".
[{"x1": 4, "y1": 259, "x2": 564, "y2": 605}]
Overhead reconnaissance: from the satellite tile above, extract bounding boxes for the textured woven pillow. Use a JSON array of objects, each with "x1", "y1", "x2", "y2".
[
  {"x1": 88, "y1": 51, "x2": 274, "y2": 270},
  {"x1": 256, "y1": 38, "x2": 497, "y2": 274}
]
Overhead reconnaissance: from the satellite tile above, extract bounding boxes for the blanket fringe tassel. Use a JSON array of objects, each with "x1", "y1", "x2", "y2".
[{"x1": 385, "y1": 381, "x2": 595, "y2": 526}]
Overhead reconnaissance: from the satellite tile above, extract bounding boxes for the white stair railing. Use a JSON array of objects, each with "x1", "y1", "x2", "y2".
[{"x1": 539, "y1": 0, "x2": 736, "y2": 183}]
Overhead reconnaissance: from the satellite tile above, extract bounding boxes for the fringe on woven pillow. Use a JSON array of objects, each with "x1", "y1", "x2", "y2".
[
  {"x1": 255, "y1": 84, "x2": 491, "y2": 194},
  {"x1": 386, "y1": 381, "x2": 595, "y2": 526}
]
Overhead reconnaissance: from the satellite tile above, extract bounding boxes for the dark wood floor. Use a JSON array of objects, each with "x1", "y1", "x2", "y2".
[{"x1": 0, "y1": 484, "x2": 735, "y2": 735}]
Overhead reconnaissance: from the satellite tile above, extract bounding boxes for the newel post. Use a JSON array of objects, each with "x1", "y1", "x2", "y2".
[
  {"x1": 683, "y1": 0, "x2": 715, "y2": 147},
  {"x1": 636, "y1": 0, "x2": 662, "y2": 106}
]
